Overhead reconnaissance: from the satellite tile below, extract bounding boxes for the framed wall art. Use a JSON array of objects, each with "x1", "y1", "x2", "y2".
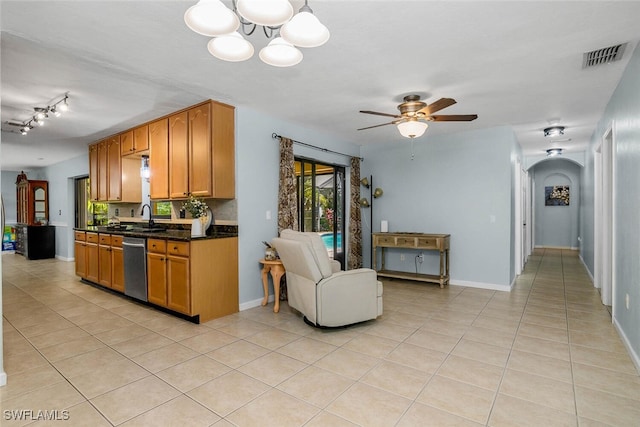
[{"x1": 545, "y1": 185, "x2": 570, "y2": 206}]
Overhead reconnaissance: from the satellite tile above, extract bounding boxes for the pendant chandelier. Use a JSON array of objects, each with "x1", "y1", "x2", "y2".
[{"x1": 184, "y1": 0, "x2": 330, "y2": 67}]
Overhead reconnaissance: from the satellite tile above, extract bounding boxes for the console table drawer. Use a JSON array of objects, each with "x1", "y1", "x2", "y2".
[
  {"x1": 395, "y1": 237, "x2": 416, "y2": 247},
  {"x1": 375, "y1": 235, "x2": 395, "y2": 246},
  {"x1": 417, "y1": 237, "x2": 438, "y2": 249}
]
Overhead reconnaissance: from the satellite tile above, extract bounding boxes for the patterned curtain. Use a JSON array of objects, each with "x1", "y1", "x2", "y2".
[
  {"x1": 277, "y1": 136, "x2": 297, "y2": 300},
  {"x1": 348, "y1": 157, "x2": 363, "y2": 269},
  {"x1": 277, "y1": 136, "x2": 298, "y2": 234}
]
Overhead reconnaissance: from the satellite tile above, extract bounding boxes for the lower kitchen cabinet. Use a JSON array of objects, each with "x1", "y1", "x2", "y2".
[
  {"x1": 147, "y1": 239, "x2": 168, "y2": 307},
  {"x1": 111, "y1": 236, "x2": 125, "y2": 292},
  {"x1": 85, "y1": 232, "x2": 100, "y2": 284},
  {"x1": 98, "y1": 234, "x2": 112, "y2": 287},
  {"x1": 147, "y1": 239, "x2": 191, "y2": 315},
  {"x1": 74, "y1": 229, "x2": 238, "y2": 323},
  {"x1": 74, "y1": 231, "x2": 87, "y2": 277},
  {"x1": 146, "y1": 236, "x2": 238, "y2": 322}
]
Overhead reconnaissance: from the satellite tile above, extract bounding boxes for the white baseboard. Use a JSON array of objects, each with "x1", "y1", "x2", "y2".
[
  {"x1": 578, "y1": 254, "x2": 595, "y2": 284},
  {"x1": 613, "y1": 317, "x2": 640, "y2": 375},
  {"x1": 534, "y1": 245, "x2": 579, "y2": 250},
  {"x1": 0, "y1": 371, "x2": 6, "y2": 387},
  {"x1": 239, "y1": 294, "x2": 274, "y2": 311},
  {"x1": 450, "y1": 279, "x2": 511, "y2": 292},
  {"x1": 55, "y1": 255, "x2": 73, "y2": 262}
]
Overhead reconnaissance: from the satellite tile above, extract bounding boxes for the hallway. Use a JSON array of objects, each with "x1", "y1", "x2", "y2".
[{"x1": 1, "y1": 249, "x2": 639, "y2": 426}]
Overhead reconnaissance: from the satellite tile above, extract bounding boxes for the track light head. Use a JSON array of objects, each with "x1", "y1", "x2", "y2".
[{"x1": 58, "y1": 97, "x2": 69, "y2": 112}]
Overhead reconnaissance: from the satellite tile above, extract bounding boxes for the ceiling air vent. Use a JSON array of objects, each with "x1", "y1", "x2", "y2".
[{"x1": 582, "y1": 43, "x2": 627, "y2": 69}]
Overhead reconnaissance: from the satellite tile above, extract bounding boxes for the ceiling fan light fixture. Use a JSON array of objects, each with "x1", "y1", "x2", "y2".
[
  {"x1": 280, "y1": 4, "x2": 330, "y2": 48},
  {"x1": 207, "y1": 32, "x2": 254, "y2": 62},
  {"x1": 397, "y1": 120, "x2": 428, "y2": 138},
  {"x1": 236, "y1": 0, "x2": 293, "y2": 27},
  {"x1": 544, "y1": 126, "x2": 565, "y2": 137},
  {"x1": 184, "y1": 0, "x2": 239, "y2": 36},
  {"x1": 259, "y1": 37, "x2": 302, "y2": 67}
]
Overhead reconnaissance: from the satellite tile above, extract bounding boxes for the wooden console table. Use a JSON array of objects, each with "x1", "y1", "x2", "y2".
[{"x1": 372, "y1": 233, "x2": 450, "y2": 288}]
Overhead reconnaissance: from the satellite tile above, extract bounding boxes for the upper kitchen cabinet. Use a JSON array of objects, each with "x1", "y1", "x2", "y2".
[
  {"x1": 89, "y1": 136, "x2": 141, "y2": 203},
  {"x1": 149, "y1": 118, "x2": 169, "y2": 200},
  {"x1": 168, "y1": 100, "x2": 235, "y2": 200},
  {"x1": 121, "y1": 125, "x2": 149, "y2": 156}
]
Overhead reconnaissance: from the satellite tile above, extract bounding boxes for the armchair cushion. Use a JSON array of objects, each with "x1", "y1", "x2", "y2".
[{"x1": 280, "y1": 229, "x2": 334, "y2": 278}]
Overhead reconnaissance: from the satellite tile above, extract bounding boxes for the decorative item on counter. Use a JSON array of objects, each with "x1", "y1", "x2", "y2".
[
  {"x1": 182, "y1": 195, "x2": 211, "y2": 237},
  {"x1": 263, "y1": 240, "x2": 278, "y2": 260}
]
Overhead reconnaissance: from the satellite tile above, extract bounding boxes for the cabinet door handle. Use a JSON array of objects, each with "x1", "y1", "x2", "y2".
[{"x1": 173, "y1": 246, "x2": 178, "y2": 250}]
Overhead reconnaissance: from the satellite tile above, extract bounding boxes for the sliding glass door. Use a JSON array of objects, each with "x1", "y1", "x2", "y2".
[{"x1": 295, "y1": 158, "x2": 346, "y2": 268}]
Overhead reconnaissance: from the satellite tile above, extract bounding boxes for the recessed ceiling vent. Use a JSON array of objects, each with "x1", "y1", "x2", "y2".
[{"x1": 582, "y1": 43, "x2": 627, "y2": 69}]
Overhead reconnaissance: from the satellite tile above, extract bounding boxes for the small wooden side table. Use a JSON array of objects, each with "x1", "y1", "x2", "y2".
[{"x1": 259, "y1": 258, "x2": 285, "y2": 313}]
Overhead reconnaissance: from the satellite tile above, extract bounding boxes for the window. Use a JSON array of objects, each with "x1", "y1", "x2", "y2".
[{"x1": 153, "y1": 201, "x2": 172, "y2": 219}]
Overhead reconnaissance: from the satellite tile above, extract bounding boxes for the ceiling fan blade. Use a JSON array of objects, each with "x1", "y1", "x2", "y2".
[
  {"x1": 360, "y1": 110, "x2": 403, "y2": 119},
  {"x1": 429, "y1": 114, "x2": 478, "y2": 122},
  {"x1": 358, "y1": 118, "x2": 405, "y2": 130},
  {"x1": 418, "y1": 98, "x2": 457, "y2": 115}
]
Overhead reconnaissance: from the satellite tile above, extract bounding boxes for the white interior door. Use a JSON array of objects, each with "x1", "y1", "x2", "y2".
[
  {"x1": 595, "y1": 126, "x2": 615, "y2": 308},
  {"x1": 514, "y1": 161, "x2": 523, "y2": 275}
]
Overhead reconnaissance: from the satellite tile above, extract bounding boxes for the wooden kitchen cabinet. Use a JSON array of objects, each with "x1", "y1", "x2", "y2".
[
  {"x1": 149, "y1": 118, "x2": 169, "y2": 199},
  {"x1": 167, "y1": 240, "x2": 191, "y2": 314},
  {"x1": 107, "y1": 135, "x2": 122, "y2": 201},
  {"x1": 188, "y1": 103, "x2": 212, "y2": 198},
  {"x1": 168, "y1": 100, "x2": 235, "y2": 200},
  {"x1": 74, "y1": 231, "x2": 87, "y2": 277},
  {"x1": 169, "y1": 111, "x2": 189, "y2": 198},
  {"x1": 146, "y1": 238, "x2": 190, "y2": 315},
  {"x1": 98, "y1": 234, "x2": 112, "y2": 287},
  {"x1": 147, "y1": 238, "x2": 168, "y2": 306},
  {"x1": 111, "y1": 236, "x2": 125, "y2": 292},
  {"x1": 89, "y1": 136, "x2": 141, "y2": 203},
  {"x1": 144, "y1": 236, "x2": 238, "y2": 321},
  {"x1": 85, "y1": 232, "x2": 100, "y2": 283},
  {"x1": 121, "y1": 125, "x2": 149, "y2": 155},
  {"x1": 89, "y1": 144, "x2": 99, "y2": 202},
  {"x1": 97, "y1": 140, "x2": 108, "y2": 201}
]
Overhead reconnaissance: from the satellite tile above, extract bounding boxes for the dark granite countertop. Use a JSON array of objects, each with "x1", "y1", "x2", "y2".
[{"x1": 75, "y1": 225, "x2": 238, "y2": 242}]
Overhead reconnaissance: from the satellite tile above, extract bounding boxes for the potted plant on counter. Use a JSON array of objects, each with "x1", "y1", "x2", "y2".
[{"x1": 182, "y1": 195, "x2": 211, "y2": 237}]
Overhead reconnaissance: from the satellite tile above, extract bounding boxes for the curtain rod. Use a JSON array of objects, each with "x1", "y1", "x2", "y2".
[{"x1": 272, "y1": 133, "x2": 363, "y2": 161}]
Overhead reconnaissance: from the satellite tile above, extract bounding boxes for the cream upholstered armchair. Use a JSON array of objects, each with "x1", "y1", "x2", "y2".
[{"x1": 271, "y1": 229, "x2": 383, "y2": 327}]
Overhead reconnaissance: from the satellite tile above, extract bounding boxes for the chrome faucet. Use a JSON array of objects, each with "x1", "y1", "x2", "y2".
[{"x1": 140, "y1": 204, "x2": 154, "y2": 228}]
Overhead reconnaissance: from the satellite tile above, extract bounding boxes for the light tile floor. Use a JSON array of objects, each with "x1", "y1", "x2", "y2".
[{"x1": 2, "y1": 248, "x2": 639, "y2": 426}]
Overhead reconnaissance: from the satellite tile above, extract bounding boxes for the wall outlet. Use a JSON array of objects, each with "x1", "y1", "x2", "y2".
[
  {"x1": 417, "y1": 253, "x2": 424, "y2": 262},
  {"x1": 400, "y1": 254, "x2": 405, "y2": 261},
  {"x1": 626, "y1": 293, "x2": 630, "y2": 310},
  {"x1": 115, "y1": 208, "x2": 119, "y2": 216}
]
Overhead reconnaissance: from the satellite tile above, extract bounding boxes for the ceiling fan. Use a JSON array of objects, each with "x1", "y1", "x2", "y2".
[{"x1": 358, "y1": 95, "x2": 478, "y2": 138}]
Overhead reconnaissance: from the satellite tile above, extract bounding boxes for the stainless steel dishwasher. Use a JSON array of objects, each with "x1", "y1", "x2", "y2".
[{"x1": 123, "y1": 237, "x2": 148, "y2": 301}]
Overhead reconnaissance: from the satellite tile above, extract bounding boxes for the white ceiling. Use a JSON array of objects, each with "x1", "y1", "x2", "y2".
[{"x1": 2, "y1": 1, "x2": 640, "y2": 171}]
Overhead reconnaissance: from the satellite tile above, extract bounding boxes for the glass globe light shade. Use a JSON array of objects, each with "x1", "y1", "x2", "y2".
[
  {"x1": 184, "y1": 0, "x2": 239, "y2": 36},
  {"x1": 207, "y1": 32, "x2": 254, "y2": 62},
  {"x1": 236, "y1": 0, "x2": 293, "y2": 27},
  {"x1": 259, "y1": 37, "x2": 303, "y2": 67},
  {"x1": 397, "y1": 120, "x2": 428, "y2": 138},
  {"x1": 280, "y1": 10, "x2": 330, "y2": 48}
]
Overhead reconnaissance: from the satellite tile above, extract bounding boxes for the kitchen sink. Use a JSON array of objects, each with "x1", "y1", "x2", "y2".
[{"x1": 131, "y1": 227, "x2": 167, "y2": 233}]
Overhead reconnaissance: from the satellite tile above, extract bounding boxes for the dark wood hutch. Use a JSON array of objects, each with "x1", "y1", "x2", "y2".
[{"x1": 15, "y1": 172, "x2": 55, "y2": 259}]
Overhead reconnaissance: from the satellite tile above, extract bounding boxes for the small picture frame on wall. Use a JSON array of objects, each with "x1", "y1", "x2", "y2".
[{"x1": 545, "y1": 185, "x2": 570, "y2": 206}]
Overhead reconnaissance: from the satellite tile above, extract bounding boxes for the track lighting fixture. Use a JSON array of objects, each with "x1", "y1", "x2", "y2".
[
  {"x1": 3, "y1": 93, "x2": 70, "y2": 136},
  {"x1": 184, "y1": 0, "x2": 329, "y2": 67}
]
